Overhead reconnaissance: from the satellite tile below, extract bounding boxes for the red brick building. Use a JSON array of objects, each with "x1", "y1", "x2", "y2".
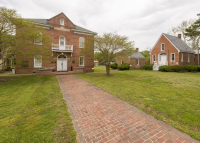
[
  {"x1": 150, "y1": 33, "x2": 195, "y2": 70},
  {"x1": 16, "y1": 13, "x2": 97, "y2": 74},
  {"x1": 194, "y1": 50, "x2": 200, "y2": 66},
  {"x1": 116, "y1": 48, "x2": 146, "y2": 69}
]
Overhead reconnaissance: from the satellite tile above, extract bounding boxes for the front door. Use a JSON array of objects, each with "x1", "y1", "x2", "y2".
[
  {"x1": 160, "y1": 54, "x2": 167, "y2": 65},
  {"x1": 57, "y1": 55, "x2": 67, "y2": 71}
]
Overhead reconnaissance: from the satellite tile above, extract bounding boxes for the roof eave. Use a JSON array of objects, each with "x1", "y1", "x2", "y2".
[{"x1": 71, "y1": 29, "x2": 97, "y2": 35}]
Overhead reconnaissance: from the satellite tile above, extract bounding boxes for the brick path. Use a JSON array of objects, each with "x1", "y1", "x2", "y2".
[{"x1": 57, "y1": 75, "x2": 199, "y2": 143}]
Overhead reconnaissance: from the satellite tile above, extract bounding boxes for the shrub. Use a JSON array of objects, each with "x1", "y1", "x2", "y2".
[
  {"x1": 183, "y1": 65, "x2": 198, "y2": 72},
  {"x1": 118, "y1": 63, "x2": 130, "y2": 70},
  {"x1": 159, "y1": 65, "x2": 172, "y2": 72},
  {"x1": 171, "y1": 65, "x2": 183, "y2": 72},
  {"x1": 143, "y1": 64, "x2": 153, "y2": 70},
  {"x1": 197, "y1": 66, "x2": 200, "y2": 72},
  {"x1": 110, "y1": 63, "x2": 118, "y2": 69}
]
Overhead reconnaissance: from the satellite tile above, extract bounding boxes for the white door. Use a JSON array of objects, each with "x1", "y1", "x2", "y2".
[
  {"x1": 57, "y1": 55, "x2": 67, "y2": 71},
  {"x1": 57, "y1": 59, "x2": 62, "y2": 71},
  {"x1": 59, "y1": 37, "x2": 65, "y2": 50},
  {"x1": 160, "y1": 55, "x2": 167, "y2": 65}
]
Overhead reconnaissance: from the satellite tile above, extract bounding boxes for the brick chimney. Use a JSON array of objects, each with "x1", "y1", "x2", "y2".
[
  {"x1": 136, "y1": 48, "x2": 139, "y2": 51},
  {"x1": 178, "y1": 34, "x2": 181, "y2": 38}
]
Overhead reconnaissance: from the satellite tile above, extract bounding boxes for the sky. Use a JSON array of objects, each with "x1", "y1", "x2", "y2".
[{"x1": 1, "y1": 0, "x2": 200, "y2": 51}]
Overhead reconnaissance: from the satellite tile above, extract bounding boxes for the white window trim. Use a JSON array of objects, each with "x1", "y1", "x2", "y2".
[
  {"x1": 34, "y1": 32, "x2": 42, "y2": 45},
  {"x1": 153, "y1": 55, "x2": 156, "y2": 62},
  {"x1": 60, "y1": 19, "x2": 64, "y2": 26},
  {"x1": 79, "y1": 56, "x2": 84, "y2": 66},
  {"x1": 121, "y1": 60, "x2": 124, "y2": 64},
  {"x1": 79, "y1": 37, "x2": 84, "y2": 48},
  {"x1": 34, "y1": 55, "x2": 42, "y2": 68},
  {"x1": 137, "y1": 59, "x2": 139, "y2": 65},
  {"x1": 161, "y1": 43, "x2": 164, "y2": 51},
  {"x1": 188, "y1": 54, "x2": 190, "y2": 62},
  {"x1": 171, "y1": 53, "x2": 175, "y2": 62},
  {"x1": 181, "y1": 53, "x2": 183, "y2": 62},
  {"x1": 59, "y1": 37, "x2": 65, "y2": 48}
]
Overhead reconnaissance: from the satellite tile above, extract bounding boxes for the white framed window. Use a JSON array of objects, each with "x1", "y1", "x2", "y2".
[
  {"x1": 34, "y1": 55, "x2": 42, "y2": 68},
  {"x1": 161, "y1": 43, "x2": 164, "y2": 51},
  {"x1": 79, "y1": 56, "x2": 84, "y2": 66},
  {"x1": 60, "y1": 19, "x2": 64, "y2": 26},
  {"x1": 153, "y1": 55, "x2": 156, "y2": 62},
  {"x1": 96, "y1": 63, "x2": 97, "y2": 66},
  {"x1": 171, "y1": 53, "x2": 175, "y2": 62},
  {"x1": 34, "y1": 32, "x2": 42, "y2": 45},
  {"x1": 181, "y1": 53, "x2": 183, "y2": 62},
  {"x1": 59, "y1": 37, "x2": 65, "y2": 49},
  {"x1": 121, "y1": 60, "x2": 124, "y2": 64},
  {"x1": 188, "y1": 54, "x2": 190, "y2": 62},
  {"x1": 79, "y1": 37, "x2": 84, "y2": 48},
  {"x1": 136, "y1": 59, "x2": 139, "y2": 65}
]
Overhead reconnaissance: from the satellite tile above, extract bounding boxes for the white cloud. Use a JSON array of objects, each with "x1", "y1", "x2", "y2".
[{"x1": 1, "y1": 0, "x2": 200, "y2": 51}]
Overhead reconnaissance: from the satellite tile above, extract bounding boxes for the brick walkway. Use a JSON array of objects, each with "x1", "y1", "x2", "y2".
[{"x1": 57, "y1": 75, "x2": 199, "y2": 143}]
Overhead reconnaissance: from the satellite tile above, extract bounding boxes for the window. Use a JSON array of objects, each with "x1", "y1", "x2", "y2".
[
  {"x1": 34, "y1": 55, "x2": 42, "y2": 68},
  {"x1": 79, "y1": 56, "x2": 84, "y2": 66},
  {"x1": 171, "y1": 53, "x2": 175, "y2": 61},
  {"x1": 161, "y1": 43, "x2": 164, "y2": 51},
  {"x1": 188, "y1": 54, "x2": 190, "y2": 62},
  {"x1": 60, "y1": 19, "x2": 64, "y2": 26},
  {"x1": 153, "y1": 55, "x2": 156, "y2": 62},
  {"x1": 22, "y1": 61, "x2": 28, "y2": 68},
  {"x1": 34, "y1": 32, "x2": 42, "y2": 45},
  {"x1": 136, "y1": 59, "x2": 139, "y2": 65},
  {"x1": 96, "y1": 63, "x2": 97, "y2": 66},
  {"x1": 79, "y1": 37, "x2": 84, "y2": 48},
  {"x1": 181, "y1": 53, "x2": 183, "y2": 62},
  {"x1": 59, "y1": 37, "x2": 65, "y2": 49},
  {"x1": 121, "y1": 60, "x2": 124, "y2": 64}
]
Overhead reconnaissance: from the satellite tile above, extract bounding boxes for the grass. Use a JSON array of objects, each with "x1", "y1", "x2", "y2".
[
  {"x1": 0, "y1": 75, "x2": 76, "y2": 143},
  {"x1": 75, "y1": 66, "x2": 200, "y2": 140}
]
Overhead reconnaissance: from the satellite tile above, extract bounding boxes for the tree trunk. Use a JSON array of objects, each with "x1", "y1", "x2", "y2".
[
  {"x1": 198, "y1": 47, "x2": 199, "y2": 66},
  {"x1": 106, "y1": 64, "x2": 110, "y2": 76}
]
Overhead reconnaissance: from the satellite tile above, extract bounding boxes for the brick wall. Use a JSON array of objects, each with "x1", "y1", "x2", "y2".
[
  {"x1": 16, "y1": 13, "x2": 94, "y2": 74},
  {"x1": 150, "y1": 35, "x2": 179, "y2": 66},
  {"x1": 179, "y1": 53, "x2": 195, "y2": 66},
  {"x1": 194, "y1": 54, "x2": 200, "y2": 66},
  {"x1": 130, "y1": 58, "x2": 145, "y2": 69},
  {"x1": 116, "y1": 55, "x2": 130, "y2": 66}
]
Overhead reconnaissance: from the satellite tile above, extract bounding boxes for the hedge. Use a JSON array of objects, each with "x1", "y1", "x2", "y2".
[
  {"x1": 118, "y1": 63, "x2": 130, "y2": 70},
  {"x1": 143, "y1": 64, "x2": 153, "y2": 70},
  {"x1": 110, "y1": 63, "x2": 118, "y2": 69},
  {"x1": 183, "y1": 65, "x2": 198, "y2": 72}
]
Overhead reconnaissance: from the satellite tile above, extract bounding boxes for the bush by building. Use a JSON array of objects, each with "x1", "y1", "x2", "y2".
[
  {"x1": 110, "y1": 63, "x2": 118, "y2": 69},
  {"x1": 143, "y1": 64, "x2": 153, "y2": 70},
  {"x1": 118, "y1": 63, "x2": 130, "y2": 70}
]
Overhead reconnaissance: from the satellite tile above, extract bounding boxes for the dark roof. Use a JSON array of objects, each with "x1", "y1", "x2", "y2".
[
  {"x1": 130, "y1": 51, "x2": 145, "y2": 59},
  {"x1": 163, "y1": 33, "x2": 195, "y2": 53},
  {"x1": 26, "y1": 18, "x2": 97, "y2": 35},
  {"x1": 26, "y1": 19, "x2": 53, "y2": 27},
  {"x1": 72, "y1": 25, "x2": 97, "y2": 35}
]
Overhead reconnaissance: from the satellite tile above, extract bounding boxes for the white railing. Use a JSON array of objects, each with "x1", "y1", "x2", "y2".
[
  {"x1": 158, "y1": 61, "x2": 168, "y2": 66},
  {"x1": 153, "y1": 61, "x2": 168, "y2": 71},
  {"x1": 52, "y1": 44, "x2": 73, "y2": 52}
]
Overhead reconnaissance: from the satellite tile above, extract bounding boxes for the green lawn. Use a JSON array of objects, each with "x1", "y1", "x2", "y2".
[
  {"x1": 75, "y1": 66, "x2": 200, "y2": 140},
  {"x1": 0, "y1": 75, "x2": 76, "y2": 143}
]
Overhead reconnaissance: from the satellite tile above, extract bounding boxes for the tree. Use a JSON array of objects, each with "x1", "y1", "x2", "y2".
[
  {"x1": 185, "y1": 14, "x2": 200, "y2": 66},
  {"x1": 84, "y1": 33, "x2": 135, "y2": 75},
  {"x1": 140, "y1": 47, "x2": 150, "y2": 64},
  {"x1": 0, "y1": 7, "x2": 52, "y2": 70},
  {"x1": 168, "y1": 19, "x2": 195, "y2": 45}
]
